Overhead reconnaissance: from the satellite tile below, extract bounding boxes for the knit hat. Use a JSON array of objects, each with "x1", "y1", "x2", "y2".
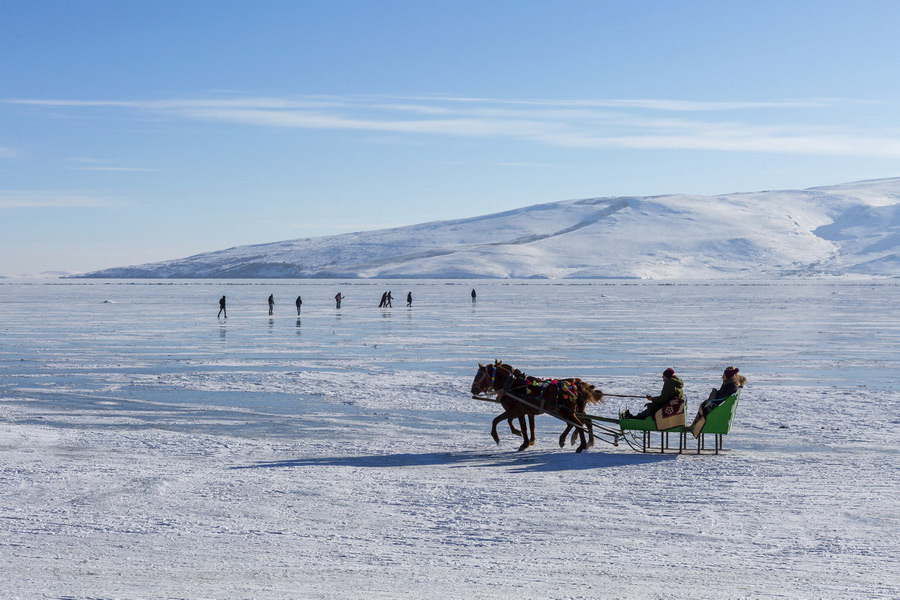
[
  {"x1": 663, "y1": 368, "x2": 675, "y2": 378},
  {"x1": 723, "y1": 366, "x2": 739, "y2": 378}
]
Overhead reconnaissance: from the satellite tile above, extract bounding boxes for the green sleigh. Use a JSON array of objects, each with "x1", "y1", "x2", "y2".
[{"x1": 582, "y1": 388, "x2": 742, "y2": 454}]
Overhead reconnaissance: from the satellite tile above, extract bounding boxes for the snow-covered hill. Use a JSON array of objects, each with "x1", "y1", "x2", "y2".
[{"x1": 79, "y1": 177, "x2": 900, "y2": 279}]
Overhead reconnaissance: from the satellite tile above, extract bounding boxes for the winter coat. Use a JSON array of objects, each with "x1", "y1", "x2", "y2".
[
  {"x1": 712, "y1": 374, "x2": 745, "y2": 400},
  {"x1": 713, "y1": 379, "x2": 738, "y2": 400},
  {"x1": 651, "y1": 375, "x2": 685, "y2": 404}
]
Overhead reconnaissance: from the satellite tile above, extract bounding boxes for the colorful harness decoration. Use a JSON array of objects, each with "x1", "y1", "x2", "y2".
[
  {"x1": 523, "y1": 376, "x2": 578, "y2": 407},
  {"x1": 479, "y1": 363, "x2": 581, "y2": 411}
]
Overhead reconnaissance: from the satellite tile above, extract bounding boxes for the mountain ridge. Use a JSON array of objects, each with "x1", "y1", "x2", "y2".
[{"x1": 76, "y1": 177, "x2": 900, "y2": 279}]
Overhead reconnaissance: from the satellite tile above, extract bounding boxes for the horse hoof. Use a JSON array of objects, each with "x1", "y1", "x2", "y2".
[{"x1": 576, "y1": 446, "x2": 585, "y2": 453}]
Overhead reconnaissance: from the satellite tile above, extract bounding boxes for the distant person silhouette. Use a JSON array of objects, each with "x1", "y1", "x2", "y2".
[
  {"x1": 379, "y1": 292, "x2": 388, "y2": 308},
  {"x1": 335, "y1": 292, "x2": 344, "y2": 309},
  {"x1": 471, "y1": 289, "x2": 477, "y2": 303},
  {"x1": 386, "y1": 291, "x2": 393, "y2": 307},
  {"x1": 218, "y1": 295, "x2": 227, "y2": 318},
  {"x1": 295, "y1": 295, "x2": 302, "y2": 315},
  {"x1": 407, "y1": 291, "x2": 412, "y2": 307},
  {"x1": 268, "y1": 294, "x2": 274, "y2": 315}
]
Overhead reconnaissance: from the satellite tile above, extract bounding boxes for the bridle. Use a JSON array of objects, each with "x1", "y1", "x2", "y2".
[{"x1": 475, "y1": 362, "x2": 515, "y2": 395}]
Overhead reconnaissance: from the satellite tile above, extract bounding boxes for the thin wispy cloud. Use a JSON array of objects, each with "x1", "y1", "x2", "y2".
[
  {"x1": 69, "y1": 166, "x2": 161, "y2": 172},
  {"x1": 66, "y1": 157, "x2": 161, "y2": 172},
  {"x1": 395, "y1": 95, "x2": 837, "y2": 111},
  {"x1": 0, "y1": 191, "x2": 129, "y2": 209},
  {"x1": 432, "y1": 160, "x2": 572, "y2": 169},
  {"x1": 7, "y1": 94, "x2": 900, "y2": 158},
  {"x1": 492, "y1": 162, "x2": 571, "y2": 169}
]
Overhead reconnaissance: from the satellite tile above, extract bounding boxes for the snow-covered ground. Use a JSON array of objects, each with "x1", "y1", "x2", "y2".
[{"x1": 1, "y1": 279, "x2": 899, "y2": 599}]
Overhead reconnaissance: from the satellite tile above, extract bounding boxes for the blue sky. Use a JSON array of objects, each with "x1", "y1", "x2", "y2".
[{"x1": 3, "y1": 0, "x2": 900, "y2": 275}]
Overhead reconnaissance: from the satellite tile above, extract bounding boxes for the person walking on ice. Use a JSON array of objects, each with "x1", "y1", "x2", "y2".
[
  {"x1": 406, "y1": 291, "x2": 412, "y2": 307},
  {"x1": 295, "y1": 295, "x2": 302, "y2": 315},
  {"x1": 335, "y1": 292, "x2": 345, "y2": 309},
  {"x1": 471, "y1": 289, "x2": 477, "y2": 303},
  {"x1": 218, "y1": 295, "x2": 227, "y2": 318},
  {"x1": 268, "y1": 294, "x2": 275, "y2": 316}
]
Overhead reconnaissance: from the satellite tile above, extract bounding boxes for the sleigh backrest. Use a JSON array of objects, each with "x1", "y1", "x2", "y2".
[{"x1": 700, "y1": 388, "x2": 741, "y2": 435}]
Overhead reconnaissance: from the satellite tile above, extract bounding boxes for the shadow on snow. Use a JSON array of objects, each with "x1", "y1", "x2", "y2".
[{"x1": 233, "y1": 449, "x2": 674, "y2": 473}]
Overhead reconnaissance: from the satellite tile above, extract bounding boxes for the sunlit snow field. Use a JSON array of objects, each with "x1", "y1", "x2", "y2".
[{"x1": 1, "y1": 280, "x2": 899, "y2": 599}]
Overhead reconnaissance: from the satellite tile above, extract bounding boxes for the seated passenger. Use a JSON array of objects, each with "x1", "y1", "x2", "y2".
[
  {"x1": 624, "y1": 368, "x2": 684, "y2": 420},
  {"x1": 689, "y1": 366, "x2": 746, "y2": 437}
]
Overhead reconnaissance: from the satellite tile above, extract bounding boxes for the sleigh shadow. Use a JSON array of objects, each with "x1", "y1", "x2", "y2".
[{"x1": 234, "y1": 448, "x2": 673, "y2": 473}]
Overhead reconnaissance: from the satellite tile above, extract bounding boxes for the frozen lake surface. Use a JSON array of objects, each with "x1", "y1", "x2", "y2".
[{"x1": 1, "y1": 280, "x2": 899, "y2": 599}]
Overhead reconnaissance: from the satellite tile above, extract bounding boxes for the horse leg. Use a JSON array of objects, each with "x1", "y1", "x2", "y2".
[
  {"x1": 560, "y1": 407, "x2": 589, "y2": 452},
  {"x1": 516, "y1": 414, "x2": 530, "y2": 451},
  {"x1": 559, "y1": 425, "x2": 572, "y2": 448},
  {"x1": 572, "y1": 424, "x2": 588, "y2": 452},
  {"x1": 491, "y1": 411, "x2": 513, "y2": 445},
  {"x1": 527, "y1": 414, "x2": 536, "y2": 447},
  {"x1": 496, "y1": 390, "x2": 521, "y2": 437},
  {"x1": 574, "y1": 421, "x2": 588, "y2": 453},
  {"x1": 572, "y1": 420, "x2": 595, "y2": 447}
]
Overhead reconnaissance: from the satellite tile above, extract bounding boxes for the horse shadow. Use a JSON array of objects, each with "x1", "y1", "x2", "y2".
[
  {"x1": 233, "y1": 448, "x2": 674, "y2": 473},
  {"x1": 504, "y1": 449, "x2": 676, "y2": 472}
]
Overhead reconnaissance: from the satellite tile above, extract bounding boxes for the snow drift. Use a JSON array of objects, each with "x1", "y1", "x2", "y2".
[{"x1": 78, "y1": 177, "x2": 900, "y2": 279}]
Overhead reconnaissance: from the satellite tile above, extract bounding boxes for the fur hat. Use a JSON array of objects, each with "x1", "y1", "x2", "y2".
[
  {"x1": 723, "y1": 366, "x2": 739, "y2": 378},
  {"x1": 663, "y1": 368, "x2": 675, "y2": 378}
]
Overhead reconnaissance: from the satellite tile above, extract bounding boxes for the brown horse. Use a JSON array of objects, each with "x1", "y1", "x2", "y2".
[
  {"x1": 471, "y1": 361, "x2": 538, "y2": 451},
  {"x1": 471, "y1": 361, "x2": 603, "y2": 452}
]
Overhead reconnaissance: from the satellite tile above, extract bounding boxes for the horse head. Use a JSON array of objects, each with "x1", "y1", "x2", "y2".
[
  {"x1": 472, "y1": 361, "x2": 518, "y2": 395},
  {"x1": 471, "y1": 363, "x2": 495, "y2": 395},
  {"x1": 472, "y1": 363, "x2": 486, "y2": 395}
]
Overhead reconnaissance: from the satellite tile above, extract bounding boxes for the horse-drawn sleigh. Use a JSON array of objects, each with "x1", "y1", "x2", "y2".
[{"x1": 470, "y1": 361, "x2": 742, "y2": 455}]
